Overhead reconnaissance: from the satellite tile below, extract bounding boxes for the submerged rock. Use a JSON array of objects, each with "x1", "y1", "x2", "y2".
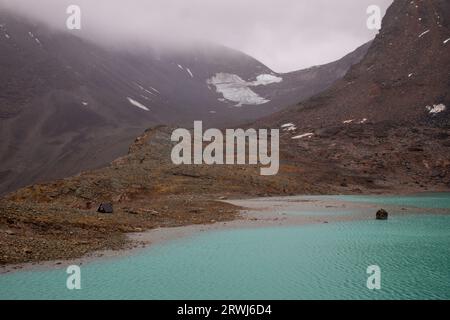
[{"x1": 376, "y1": 209, "x2": 389, "y2": 220}]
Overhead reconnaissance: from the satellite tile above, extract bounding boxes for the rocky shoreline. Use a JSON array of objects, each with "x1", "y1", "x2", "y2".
[{"x1": 2, "y1": 195, "x2": 449, "y2": 274}]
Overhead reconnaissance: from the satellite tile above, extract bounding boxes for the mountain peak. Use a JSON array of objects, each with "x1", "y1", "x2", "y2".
[{"x1": 265, "y1": 0, "x2": 449, "y2": 129}]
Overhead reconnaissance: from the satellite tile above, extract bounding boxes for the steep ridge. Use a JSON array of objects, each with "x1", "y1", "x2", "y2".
[
  {"x1": 264, "y1": 0, "x2": 450, "y2": 128},
  {"x1": 258, "y1": 0, "x2": 450, "y2": 195}
]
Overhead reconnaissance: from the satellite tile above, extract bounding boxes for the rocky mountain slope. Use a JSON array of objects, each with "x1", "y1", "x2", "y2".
[
  {"x1": 264, "y1": 0, "x2": 450, "y2": 128},
  {"x1": 255, "y1": 0, "x2": 450, "y2": 193},
  {"x1": 0, "y1": 10, "x2": 369, "y2": 195}
]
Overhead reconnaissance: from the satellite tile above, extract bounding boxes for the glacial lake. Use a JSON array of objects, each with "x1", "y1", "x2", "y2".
[{"x1": 1, "y1": 194, "x2": 449, "y2": 300}]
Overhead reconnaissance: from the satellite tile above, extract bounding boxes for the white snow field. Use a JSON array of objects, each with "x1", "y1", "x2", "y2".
[{"x1": 207, "y1": 73, "x2": 283, "y2": 107}]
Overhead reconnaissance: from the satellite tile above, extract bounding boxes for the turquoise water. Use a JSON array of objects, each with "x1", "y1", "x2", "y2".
[
  {"x1": 1, "y1": 213, "x2": 449, "y2": 300},
  {"x1": 257, "y1": 193, "x2": 450, "y2": 218},
  {"x1": 328, "y1": 193, "x2": 450, "y2": 209},
  {"x1": 280, "y1": 209, "x2": 358, "y2": 216}
]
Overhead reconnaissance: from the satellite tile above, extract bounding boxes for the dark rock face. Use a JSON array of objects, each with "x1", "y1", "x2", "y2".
[
  {"x1": 376, "y1": 209, "x2": 389, "y2": 220},
  {"x1": 98, "y1": 203, "x2": 113, "y2": 214}
]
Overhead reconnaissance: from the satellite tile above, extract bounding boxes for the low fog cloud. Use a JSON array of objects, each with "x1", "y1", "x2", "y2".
[{"x1": 0, "y1": 0, "x2": 393, "y2": 72}]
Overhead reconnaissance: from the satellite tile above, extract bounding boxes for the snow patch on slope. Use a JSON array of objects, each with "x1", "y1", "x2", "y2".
[
  {"x1": 252, "y1": 74, "x2": 283, "y2": 86},
  {"x1": 292, "y1": 133, "x2": 314, "y2": 140},
  {"x1": 150, "y1": 87, "x2": 160, "y2": 94},
  {"x1": 207, "y1": 73, "x2": 283, "y2": 107},
  {"x1": 135, "y1": 83, "x2": 156, "y2": 96},
  {"x1": 127, "y1": 97, "x2": 150, "y2": 111},
  {"x1": 207, "y1": 73, "x2": 269, "y2": 107},
  {"x1": 281, "y1": 123, "x2": 297, "y2": 131},
  {"x1": 359, "y1": 118, "x2": 368, "y2": 124},
  {"x1": 418, "y1": 29, "x2": 430, "y2": 38},
  {"x1": 426, "y1": 104, "x2": 446, "y2": 114},
  {"x1": 28, "y1": 31, "x2": 41, "y2": 45}
]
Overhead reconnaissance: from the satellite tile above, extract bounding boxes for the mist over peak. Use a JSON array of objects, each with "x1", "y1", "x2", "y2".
[{"x1": 0, "y1": 0, "x2": 392, "y2": 72}]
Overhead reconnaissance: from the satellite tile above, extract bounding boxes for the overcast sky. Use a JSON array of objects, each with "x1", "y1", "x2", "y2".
[{"x1": 0, "y1": 0, "x2": 393, "y2": 72}]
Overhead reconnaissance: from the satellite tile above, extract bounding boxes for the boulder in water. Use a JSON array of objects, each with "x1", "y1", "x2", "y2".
[{"x1": 376, "y1": 209, "x2": 388, "y2": 220}]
